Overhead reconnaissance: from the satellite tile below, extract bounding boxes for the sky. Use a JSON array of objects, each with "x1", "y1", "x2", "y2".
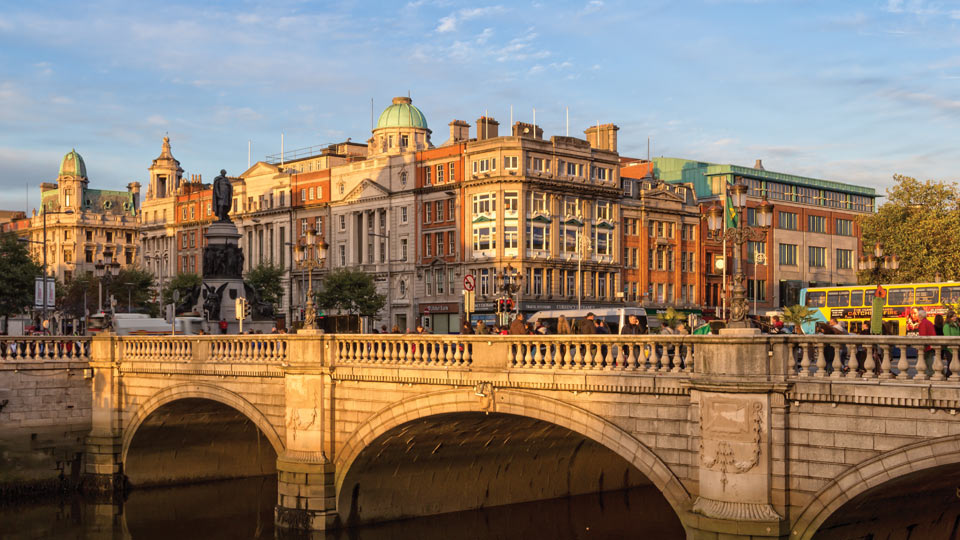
[{"x1": 1, "y1": 0, "x2": 959, "y2": 210}]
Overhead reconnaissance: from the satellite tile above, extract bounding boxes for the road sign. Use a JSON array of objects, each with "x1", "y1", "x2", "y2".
[
  {"x1": 463, "y1": 274, "x2": 475, "y2": 292},
  {"x1": 463, "y1": 289, "x2": 475, "y2": 313}
]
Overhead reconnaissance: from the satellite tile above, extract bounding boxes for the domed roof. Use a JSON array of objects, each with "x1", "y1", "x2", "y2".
[
  {"x1": 59, "y1": 149, "x2": 87, "y2": 178},
  {"x1": 376, "y1": 97, "x2": 428, "y2": 130}
]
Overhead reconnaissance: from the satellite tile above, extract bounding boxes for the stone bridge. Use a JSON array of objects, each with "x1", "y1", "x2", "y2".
[{"x1": 54, "y1": 331, "x2": 960, "y2": 538}]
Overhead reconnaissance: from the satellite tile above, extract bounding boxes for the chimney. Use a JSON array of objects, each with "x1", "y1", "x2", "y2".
[
  {"x1": 584, "y1": 124, "x2": 619, "y2": 152},
  {"x1": 754, "y1": 159, "x2": 765, "y2": 170},
  {"x1": 127, "y1": 182, "x2": 141, "y2": 212},
  {"x1": 449, "y1": 120, "x2": 470, "y2": 143},
  {"x1": 512, "y1": 121, "x2": 543, "y2": 140},
  {"x1": 476, "y1": 116, "x2": 499, "y2": 140}
]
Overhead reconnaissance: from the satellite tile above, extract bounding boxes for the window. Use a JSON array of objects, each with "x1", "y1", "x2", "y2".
[
  {"x1": 85, "y1": 249, "x2": 93, "y2": 263},
  {"x1": 473, "y1": 225, "x2": 496, "y2": 251},
  {"x1": 836, "y1": 249, "x2": 853, "y2": 270},
  {"x1": 435, "y1": 201, "x2": 443, "y2": 222},
  {"x1": 806, "y1": 291, "x2": 826, "y2": 307},
  {"x1": 530, "y1": 157, "x2": 546, "y2": 173},
  {"x1": 400, "y1": 238, "x2": 408, "y2": 261},
  {"x1": 827, "y1": 291, "x2": 850, "y2": 307},
  {"x1": 480, "y1": 268, "x2": 490, "y2": 296},
  {"x1": 591, "y1": 166, "x2": 608, "y2": 180},
  {"x1": 527, "y1": 223, "x2": 549, "y2": 251},
  {"x1": 809, "y1": 246, "x2": 826, "y2": 268},
  {"x1": 944, "y1": 286, "x2": 960, "y2": 304},
  {"x1": 888, "y1": 287, "x2": 915, "y2": 306},
  {"x1": 401, "y1": 134, "x2": 409, "y2": 148},
  {"x1": 86, "y1": 230, "x2": 92, "y2": 241},
  {"x1": 401, "y1": 207, "x2": 408, "y2": 223},
  {"x1": 63, "y1": 250, "x2": 72, "y2": 263},
  {"x1": 747, "y1": 280, "x2": 767, "y2": 301},
  {"x1": 778, "y1": 211, "x2": 797, "y2": 230},
  {"x1": 448, "y1": 231, "x2": 455, "y2": 254},
  {"x1": 564, "y1": 197, "x2": 580, "y2": 217},
  {"x1": 473, "y1": 158, "x2": 496, "y2": 174},
  {"x1": 425, "y1": 270, "x2": 433, "y2": 296},
  {"x1": 473, "y1": 193, "x2": 496, "y2": 215},
  {"x1": 280, "y1": 191, "x2": 285, "y2": 206},
  {"x1": 399, "y1": 279, "x2": 406, "y2": 296},
  {"x1": 447, "y1": 199, "x2": 454, "y2": 220},
  {"x1": 595, "y1": 201, "x2": 611, "y2": 221},
  {"x1": 436, "y1": 233, "x2": 444, "y2": 255},
  {"x1": 425, "y1": 203, "x2": 432, "y2": 223},
  {"x1": 449, "y1": 162, "x2": 456, "y2": 181},
  {"x1": 400, "y1": 172, "x2": 407, "y2": 187},
  {"x1": 916, "y1": 287, "x2": 939, "y2": 305},
  {"x1": 528, "y1": 191, "x2": 547, "y2": 214},
  {"x1": 504, "y1": 191, "x2": 519, "y2": 215},
  {"x1": 504, "y1": 156, "x2": 518, "y2": 170},
  {"x1": 779, "y1": 243, "x2": 797, "y2": 266},
  {"x1": 182, "y1": 207, "x2": 188, "y2": 219},
  {"x1": 747, "y1": 241, "x2": 766, "y2": 263},
  {"x1": 595, "y1": 229, "x2": 611, "y2": 255},
  {"x1": 279, "y1": 227, "x2": 285, "y2": 268},
  {"x1": 339, "y1": 215, "x2": 346, "y2": 231},
  {"x1": 436, "y1": 164, "x2": 444, "y2": 184},
  {"x1": 808, "y1": 215, "x2": 826, "y2": 233},
  {"x1": 436, "y1": 269, "x2": 445, "y2": 294},
  {"x1": 309, "y1": 187, "x2": 315, "y2": 200},
  {"x1": 687, "y1": 251, "x2": 696, "y2": 272},
  {"x1": 836, "y1": 219, "x2": 853, "y2": 236},
  {"x1": 424, "y1": 235, "x2": 432, "y2": 257},
  {"x1": 561, "y1": 225, "x2": 578, "y2": 253},
  {"x1": 504, "y1": 225, "x2": 518, "y2": 249}
]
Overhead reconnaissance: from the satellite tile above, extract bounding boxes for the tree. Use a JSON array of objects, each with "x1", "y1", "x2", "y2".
[
  {"x1": 857, "y1": 174, "x2": 960, "y2": 284},
  {"x1": 782, "y1": 305, "x2": 818, "y2": 335},
  {"x1": 60, "y1": 274, "x2": 98, "y2": 319},
  {"x1": 162, "y1": 272, "x2": 201, "y2": 307},
  {"x1": 0, "y1": 232, "x2": 42, "y2": 324},
  {"x1": 315, "y1": 269, "x2": 386, "y2": 323},
  {"x1": 107, "y1": 268, "x2": 156, "y2": 313},
  {"x1": 246, "y1": 263, "x2": 285, "y2": 308}
]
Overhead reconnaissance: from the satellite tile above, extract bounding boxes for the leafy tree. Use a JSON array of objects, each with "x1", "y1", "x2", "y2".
[
  {"x1": 246, "y1": 263, "x2": 285, "y2": 308},
  {"x1": 61, "y1": 268, "x2": 156, "y2": 318},
  {"x1": 315, "y1": 269, "x2": 385, "y2": 323},
  {"x1": 162, "y1": 272, "x2": 201, "y2": 306},
  {"x1": 0, "y1": 232, "x2": 42, "y2": 324},
  {"x1": 60, "y1": 273, "x2": 98, "y2": 318},
  {"x1": 107, "y1": 268, "x2": 156, "y2": 313},
  {"x1": 857, "y1": 174, "x2": 960, "y2": 284},
  {"x1": 782, "y1": 305, "x2": 818, "y2": 335}
]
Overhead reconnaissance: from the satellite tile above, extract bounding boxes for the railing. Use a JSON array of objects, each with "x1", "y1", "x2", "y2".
[
  {"x1": 333, "y1": 335, "x2": 471, "y2": 367},
  {"x1": 0, "y1": 337, "x2": 91, "y2": 362},
  {"x1": 120, "y1": 336, "x2": 289, "y2": 364},
  {"x1": 209, "y1": 336, "x2": 288, "y2": 363},
  {"x1": 785, "y1": 335, "x2": 960, "y2": 381},
  {"x1": 507, "y1": 335, "x2": 694, "y2": 371}
]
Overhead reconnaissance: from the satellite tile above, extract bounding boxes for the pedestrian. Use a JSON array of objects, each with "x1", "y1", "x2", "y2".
[
  {"x1": 595, "y1": 319, "x2": 610, "y2": 334},
  {"x1": 509, "y1": 313, "x2": 527, "y2": 335},
  {"x1": 918, "y1": 308, "x2": 937, "y2": 377},
  {"x1": 556, "y1": 315, "x2": 571, "y2": 334},
  {"x1": 476, "y1": 320, "x2": 488, "y2": 335},
  {"x1": 416, "y1": 324, "x2": 427, "y2": 335},
  {"x1": 576, "y1": 312, "x2": 597, "y2": 334},
  {"x1": 219, "y1": 319, "x2": 228, "y2": 334},
  {"x1": 535, "y1": 322, "x2": 548, "y2": 335},
  {"x1": 620, "y1": 315, "x2": 642, "y2": 335},
  {"x1": 270, "y1": 326, "x2": 278, "y2": 334},
  {"x1": 391, "y1": 325, "x2": 400, "y2": 333},
  {"x1": 945, "y1": 311, "x2": 960, "y2": 336},
  {"x1": 381, "y1": 325, "x2": 388, "y2": 334},
  {"x1": 461, "y1": 320, "x2": 474, "y2": 334},
  {"x1": 771, "y1": 315, "x2": 784, "y2": 334},
  {"x1": 935, "y1": 314, "x2": 945, "y2": 336}
]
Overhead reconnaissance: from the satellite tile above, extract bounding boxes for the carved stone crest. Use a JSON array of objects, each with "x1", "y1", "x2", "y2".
[
  {"x1": 474, "y1": 382, "x2": 495, "y2": 413},
  {"x1": 699, "y1": 398, "x2": 764, "y2": 491}
]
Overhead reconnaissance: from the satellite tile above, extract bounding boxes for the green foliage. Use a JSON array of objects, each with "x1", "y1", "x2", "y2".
[
  {"x1": 246, "y1": 263, "x2": 285, "y2": 308},
  {"x1": 162, "y1": 273, "x2": 201, "y2": 306},
  {"x1": 60, "y1": 274, "x2": 98, "y2": 318},
  {"x1": 782, "y1": 304, "x2": 818, "y2": 335},
  {"x1": 61, "y1": 268, "x2": 156, "y2": 317},
  {"x1": 661, "y1": 307, "x2": 682, "y2": 330},
  {"x1": 108, "y1": 268, "x2": 156, "y2": 313},
  {"x1": 315, "y1": 269, "x2": 385, "y2": 319},
  {"x1": 857, "y1": 174, "x2": 960, "y2": 284},
  {"x1": 0, "y1": 232, "x2": 42, "y2": 319}
]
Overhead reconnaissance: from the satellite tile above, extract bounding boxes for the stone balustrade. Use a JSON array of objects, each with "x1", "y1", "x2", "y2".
[
  {"x1": 506, "y1": 335, "x2": 694, "y2": 371},
  {"x1": 785, "y1": 335, "x2": 960, "y2": 381},
  {"x1": 122, "y1": 337, "x2": 194, "y2": 362},
  {"x1": 0, "y1": 336, "x2": 91, "y2": 362}
]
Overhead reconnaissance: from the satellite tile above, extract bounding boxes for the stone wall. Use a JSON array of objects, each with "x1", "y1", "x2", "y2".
[{"x1": 0, "y1": 358, "x2": 91, "y2": 495}]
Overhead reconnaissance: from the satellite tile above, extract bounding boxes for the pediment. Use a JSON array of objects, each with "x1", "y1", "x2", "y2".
[
  {"x1": 343, "y1": 178, "x2": 391, "y2": 202},
  {"x1": 240, "y1": 161, "x2": 281, "y2": 178},
  {"x1": 644, "y1": 186, "x2": 685, "y2": 203}
]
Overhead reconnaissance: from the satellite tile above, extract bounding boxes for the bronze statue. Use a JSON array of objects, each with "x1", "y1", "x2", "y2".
[{"x1": 212, "y1": 169, "x2": 232, "y2": 222}]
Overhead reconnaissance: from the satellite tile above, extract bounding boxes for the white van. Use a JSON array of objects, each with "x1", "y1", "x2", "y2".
[{"x1": 528, "y1": 308, "x2": 650, "y2": 333}]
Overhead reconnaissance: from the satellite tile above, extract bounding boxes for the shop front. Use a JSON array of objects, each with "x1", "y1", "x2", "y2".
[{"x1": 419, "y1": 302, "x2": 461, "y2": 334}]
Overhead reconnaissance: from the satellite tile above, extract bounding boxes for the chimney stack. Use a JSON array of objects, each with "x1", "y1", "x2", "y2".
[
  {"x1": 512, "y1": 121, "x2": 543, "y2": 139},
  {"x1": 476, "y1": 116, "x2": 499, "y2": 140},
  {"x1": 584, "y1": 124, "x2": 619, "y2": 152},
  {"x1": 754, "y1": 159, "x2": 765, "y2": 170},
  {"x1": 449, "y1": 120, "x2": 471, "y2": 143}
]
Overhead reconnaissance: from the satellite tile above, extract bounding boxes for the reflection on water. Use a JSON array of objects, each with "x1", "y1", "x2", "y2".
[{"x1": 0, "y1": 477, "x2": 684, "y2": 540}]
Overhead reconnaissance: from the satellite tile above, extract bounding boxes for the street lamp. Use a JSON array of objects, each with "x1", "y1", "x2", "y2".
[
  {"x1": 858, "y1": 242, "x2": 899, "y2": 286},
  {"x1": 94, "y1": 257, "x2": 121, "y2": 331},
  {"x1": 295, "y1": 228, "x2": 328, "y2": 330},
  {"x1": 37, "y1": 208, "x2": 74, "y2": 332},
  {"x1": 705, "y1": 186, "x2": 773, "y2": 329}
]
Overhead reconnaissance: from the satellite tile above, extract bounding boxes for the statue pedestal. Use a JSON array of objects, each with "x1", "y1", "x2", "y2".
[{"x1": 200, "y1": 221, "x2": 246, "y2": 324}]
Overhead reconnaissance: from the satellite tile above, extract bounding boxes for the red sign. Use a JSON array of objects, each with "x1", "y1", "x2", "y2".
[{"x1": 463, "y1": 274, "x2": 475, "y2": 292}]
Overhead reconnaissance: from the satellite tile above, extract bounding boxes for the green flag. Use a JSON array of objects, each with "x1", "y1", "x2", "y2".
[{"x1": 870, "y1": 296, "x2": 884, "y2": 335}]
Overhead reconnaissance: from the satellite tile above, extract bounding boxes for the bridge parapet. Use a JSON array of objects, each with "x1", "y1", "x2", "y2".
[
  {"x1": 0, "y1": 336, "x2": 91, "y2": 362},
  {"x1": 784, "y1": 335, "x2": 960, "y2": 382}
]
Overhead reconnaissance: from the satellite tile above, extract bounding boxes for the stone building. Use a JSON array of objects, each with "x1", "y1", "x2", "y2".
[{"x1": 140, "y1": 137, "x2": 181, "y2": 290}]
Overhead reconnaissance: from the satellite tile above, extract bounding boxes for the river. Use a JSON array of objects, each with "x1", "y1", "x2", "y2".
[{"x1": 0, "y1": 477, "x2": 685, "y2": 539}]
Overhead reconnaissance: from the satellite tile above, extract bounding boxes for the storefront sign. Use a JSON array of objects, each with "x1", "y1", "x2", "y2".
[{"x1": 419, "y1": 302, "x2": 459, "y2": 314}]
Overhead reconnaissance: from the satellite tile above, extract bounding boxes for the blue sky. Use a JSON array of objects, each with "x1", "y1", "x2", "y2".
[{"x1": 1, "y1": 0, "x2": 959, "y2": 210}]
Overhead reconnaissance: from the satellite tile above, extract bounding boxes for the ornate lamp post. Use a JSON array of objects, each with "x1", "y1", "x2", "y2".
[
  {"x1": 858, "y1": 242, "x2": 899, "y2": 286},
  {"x1": 295, "y1": 227, "x2": 328, "y2": 330},
  {"x1": 705, "y1": 184, "x2": 773, "y2": 329},
  {"x1": 94, "y1": 257, "x2": 122, "y2": 331},
  {"x1": 495, "y1": 264, "x2": 523, "y2": 326}
]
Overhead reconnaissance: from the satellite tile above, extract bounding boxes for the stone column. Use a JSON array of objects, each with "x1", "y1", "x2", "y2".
[
  {"x1": 684, "y1": 334, "x2": 788, "y2": 539},
  {"x1": 275, "y1": 334, "x2": 338, "y2": 532},
  {"x1": 361, "y1": 211, "x2": 370, "y2": 265},
  {"x1": 82, "y1": 333, "x2": 126, "y2": 497}
]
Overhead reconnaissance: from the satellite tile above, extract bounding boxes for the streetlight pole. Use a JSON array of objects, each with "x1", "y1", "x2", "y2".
[
  {"x1": 706, "y1": 184, "x2": 772, "y2": 329},
  {"x1": 295, "y1": 228, "x2": 328, "y2": 331},
  {"x1": 39, "y1": 209, "x2": 73, "y2": 332}
]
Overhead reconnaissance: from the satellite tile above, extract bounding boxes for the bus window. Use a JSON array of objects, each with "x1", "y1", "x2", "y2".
[
  {"x1": 851, "y1": 290, "x2": 864, "y2": 307},
  {"x1": 942, "y1": 286, "x2": 960, "y2": 304},
  {"x1": 915, "y1": 287, "x2": 939, "y2": 305},
  {"x1": 806, "y1": 291, "x2": 826, "y2": 307},
  {"x1": 865, "y1": 290, "x2": 885, "y2": 306},
  {"x1": 827, "y1": 291, "x2": 849, "y2": 307},
  {"x1": 887, "y1": 287, "x2": 914, "y2": 306}
]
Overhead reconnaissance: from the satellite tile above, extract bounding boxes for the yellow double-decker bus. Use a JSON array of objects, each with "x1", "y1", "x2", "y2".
[{"x1": 801, "y1": 282, "x2": 960, "y2": 335}]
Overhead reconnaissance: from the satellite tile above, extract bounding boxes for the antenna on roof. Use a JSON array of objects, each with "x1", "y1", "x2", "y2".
[{"x1": 510, "y1": 105, "x2": 513, "y2": 130}]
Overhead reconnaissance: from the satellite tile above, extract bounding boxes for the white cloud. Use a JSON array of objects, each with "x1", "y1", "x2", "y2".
[
  {"x1": 146, "y1": 115, "x2": 168, "y2": 126},
  {"x1": 582, "y1": 0, "x2": 604, "y2": 14},
  {"x1": 51, "y1": 96, "x2": 73, "y2": 105},
  {"x1": 436, "y1": 5, "x2": 506, "y2": 33},
  {"x1": 436, "y1": 14, "x2": 457, "y2": 32}
]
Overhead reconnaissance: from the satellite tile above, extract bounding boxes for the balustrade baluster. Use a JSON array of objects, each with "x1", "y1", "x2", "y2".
[
  {"x1": 949, "y1": 345, "x2": 960, "y2": 382},
  {"x1": 671, "y1": 341, "x2": 683, "y2": 373},
  {"x1": 932, "y1": 345, "x2": 945, "y2": 381},
  {"x1": 915, "y1": 341, "x2": 930, "y2": 381},
  {"x1": 684, "y1": 343, "x2": 694, "y2": 373},
  {"x1": 896, "y1": 344, "x2": 910, "y2": 379},
  {"x1": 523, "y1": 342, "x2": 533, "y2": 368},
  {"x1": 590, "y1": 342, "x2": 602, "y2": 369},
  {"x1": 625, "y1": 344, "x2": 637, "y2": 371},
  {"x1": 562, "y1": 342, "x2": 572, "y2": 369},
  {"x1": 603, "y1": 342, "x2": 614, "y2": 370},
  {"x1": 648, "y1": 342, "x2": 660, "y2": 372},
  {"x1": 533, "y1": 341, "x2": 544, "y2": 368},
  {"x1": 462, "y1": 341, "x2": 472, "y2": 365},
  {"x1": 453, "y1": 341, "x2": 463, "y2": 366},
  {"x1": 830, "y1": 341, "x2": 844, "y2": 378},
  {"x1": 814, "y1": 343, "x2": 826, "y2": 377},
  {"x1": 441, "y1": 341, "x2": 451, "y2": 366},
  {"x1": 572, "y1": 342, "x2": 583, "y2": 369},
  {"x1": 660, "y1": 341, "x2": 673, "y2": 373},
  {"x1": 799, "y1": 344, "x2": 811, "y2": 376}
]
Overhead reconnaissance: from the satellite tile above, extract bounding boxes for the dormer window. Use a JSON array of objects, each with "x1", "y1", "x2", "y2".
[{"x1": 400, "y1": 134, "x2": 409, "y2": 148}]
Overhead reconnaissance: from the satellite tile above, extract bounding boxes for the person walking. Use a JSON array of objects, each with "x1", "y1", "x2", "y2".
[
  {"x1": 461, "y1": 320, "x2": 474, "y2": 334},
  {"x1": 576, "y1": 313, "x2": 597, "y2": 334},
  {"x1": 556, "y1": 315, "x2": 571, "y2": 334},
  {"x1": 918, "y1": 308, "x2": 937, "y2": 377},
  {"x1": 219, "y1": 319, "x2": 228, "y2": 334},
  {"x1": 509, "y1": 314, "x2": 527, "y2": 335},
  {"x1": 476, "y1": 320, "x2": 488, "y2": 335}
]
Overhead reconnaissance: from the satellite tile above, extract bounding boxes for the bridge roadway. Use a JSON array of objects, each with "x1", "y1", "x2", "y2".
[{"x1": 9, "y1": 331, "x2": 960, "y2": 538}]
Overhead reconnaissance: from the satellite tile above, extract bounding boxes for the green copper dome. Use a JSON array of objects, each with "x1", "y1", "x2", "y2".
[
  {"x1": 59, "y1": 149, "x2": 87, "y2": 178},
  {"x1": 376, "y1": 97, "x2": 428, "y2": 130}
]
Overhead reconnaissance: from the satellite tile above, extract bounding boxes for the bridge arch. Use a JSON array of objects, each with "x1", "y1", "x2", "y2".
[
  {"x1": 121, "y1": 382, "x2": 285, "y2": 465},
  {"x1": 334, "y1": 388, "x2": 692, "y2": 521},
  {"x1": 791, "y1": 434, "x2": 960, "y2": 539}
]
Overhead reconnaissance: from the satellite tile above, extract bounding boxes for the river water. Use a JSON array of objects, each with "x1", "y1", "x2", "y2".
[{"x1": 0, "y1": 477, "x2": 685, "y2": 539}]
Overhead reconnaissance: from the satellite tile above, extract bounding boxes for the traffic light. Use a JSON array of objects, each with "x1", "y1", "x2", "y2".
[
  {"x1": 505, "y1": 298, "x2": 514, "y2": 312},
  {"x1": 243, "y1": 298, "x2": 251, "y2": 320}
]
